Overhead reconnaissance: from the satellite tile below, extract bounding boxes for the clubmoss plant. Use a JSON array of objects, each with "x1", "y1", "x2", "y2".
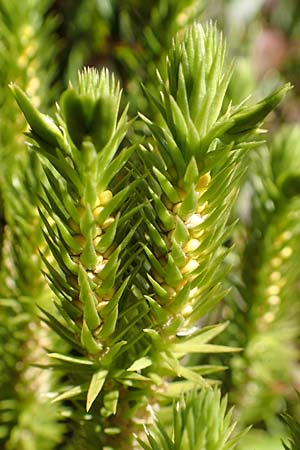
[
  {"x1": 11, "y1": 21, "x2": 289, "y2": 450},
  {"x1": 227, "y1": 125, "x2": 300, "y2": 427},
  {"x1": 0, "y1": 1, "x2": 63, "y2": 448},
  {"x1": 136, "y1": 22, "x2": 290, "y2": 388},
  {"x1": 139, "y1": 389, "x2": 248, "y2": 450},
  {"x1": 11, "y1": 66, "x2": 143, "y2": 449}
]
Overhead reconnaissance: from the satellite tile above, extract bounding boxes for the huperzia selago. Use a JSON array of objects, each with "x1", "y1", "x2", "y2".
[
  {"x1": 139, "y1": 389, "x2": 248, "y2": 450},
  {"x1": 0, "y1": 1, "x2": 63, "y2": 448},
  {"x1": 11, "y1": 23, "x2": 289, "y2": 450},
  {"x1": 11, "y1": 67, "x2": 145, "y2": 450},
  {"x1": 136, "y1": 21, "x2": 290, "y2": 396},
  {"x1": 228, "y1": 125, "x2": 300, "y2": 427}
]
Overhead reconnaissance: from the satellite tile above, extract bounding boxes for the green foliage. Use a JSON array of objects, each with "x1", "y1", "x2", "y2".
[
  {"x1": 111, "y1": 0, "x2": 206, "y2": 111},
  {"x1": 0, "y1": 1, "x2": 64, "y2": 448},
  {"x1": 139, "y1": 388, "x2": 248, "y2": 450},
  {"x1": 282, "y1": 412, "x2": 300, "y2": 450},
  {"x1": 53, "y1": 0, "x2": 206, "y2": 113},
  {"x1": 224, "y1": 125, "x2": 300, "y2": 427},
  {"x1": 12, "y1": 66, "x2": 146, "y2": 449},
  {"x1": 0, "y1": 0, "x2": 57, "y2": 169},
  {"x1": 138, "y1": 21, "x2": 289, "y2": 342}
]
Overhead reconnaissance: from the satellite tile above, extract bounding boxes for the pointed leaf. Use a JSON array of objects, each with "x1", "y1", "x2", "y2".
[
  {"x1": 81, "y1": 319, "x2": 102, "y2": 354},
  {"x1": 49, "y1": 353, "x2": 94, "y2": 366},
  {"x1": 127, "y1": 357, "x2": 152, "y2": 372},
  {"x1": 86, "y1": 369, "x2": 108, "y2": 411},
  {"x1": 10, "y1": 83, "x2": 64, "y2": 147},
  {"x1": 52, "y1": 384, "x2": 88, "y2": 403}
]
